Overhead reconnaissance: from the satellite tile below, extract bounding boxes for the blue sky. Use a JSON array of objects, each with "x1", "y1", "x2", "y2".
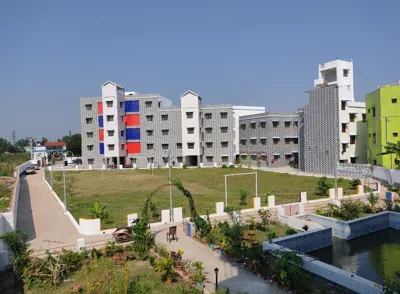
[{"x1": 1, "y1": 0, "x2": 399, "y2": 141}]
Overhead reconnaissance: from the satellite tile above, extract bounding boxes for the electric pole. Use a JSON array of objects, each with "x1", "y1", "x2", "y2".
[{"x1": 11, "y1": 131, "x2": 16, "y2": 145}]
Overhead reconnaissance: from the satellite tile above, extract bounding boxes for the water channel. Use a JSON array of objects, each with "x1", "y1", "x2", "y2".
[{"x1": 308, "y1": 228, "x2": 400, "y2": 285}]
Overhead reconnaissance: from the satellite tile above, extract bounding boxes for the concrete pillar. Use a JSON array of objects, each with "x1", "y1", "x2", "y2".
[
  {"x1": 88, "y1": 165, "x2": 92, "y2": 170},
  {"x1": 75, "y1": 165, "x2": 79, "y2": 170},
  {"x1": 357, "y1": 185, "x2": 364, "y2": 194},
  {"x1": 376, "y1": 182, "x2": 381, "y2": 193},
  {"x1": 277, "y1": 206, "x2": 285, "y2": 216},
  {"x1": 253, "y1": 197, "x2": 261, "y2": 209},
  {"x1": 386, "y1": 191, "x2": 394, "y2": 202},
  {"x1": 76, "y1": 238, "x2": 85, "y2": 251},
  {"x1": 117, "y1": 157, "x2": 120, "y2": 167},
  {"x1": 268, "y1": 195, "x2": 276, "y2": 208},
  {"x1": 216, "y1": 202, "x2": 224, "y2": 215},
  {"x1": 298, "y1": 204, "x2": 305, "y2": 214},
  {"x1": 213, "y1": 162, "x2": 217, "y2": 167},
  {"x1": 173, "y1": 207, "x2": 183, "y2": 222},
  {"x1": 337, "y1": 187, "x2": 343, "y2": 199},
  {"x1": 161, "y1": 209, "x2": 170, "y2": 223},
  {"x1": 329, "y1": 188, "x2": 336, "y2": 199},
  {"x1": 300, "y1": 192, "x2": 307, "y2": 203}
]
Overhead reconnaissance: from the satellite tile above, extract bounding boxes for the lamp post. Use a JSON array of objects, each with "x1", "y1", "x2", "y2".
[
  {"x1": 164, "y1": 151, "x2": 174, "y2": 222},
  {"x1": 214, "y1": 267, "x2": 219, "y2": 291},
  {"x1": 50, "y1": 151, "x2": 63, "y2": 190},
  {"x1": 62, "y1": 151, "x2": 74, "y2": 211}
]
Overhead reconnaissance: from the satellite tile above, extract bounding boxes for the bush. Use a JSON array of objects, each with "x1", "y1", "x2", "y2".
[
  {"x1": 228, "y1": 164, "x2": 235, "y2": 168},
  {"x1": 266, "y1": 230, "x2": 277, "y2": 242},
  {"x1": 221, "y1": 164, "x2": 228, "y2": 168},
  {"x1": 384, "y1": 271, "x2": 400, "y2": 293},
  {"x1": 0, "y1": 229, "x2": 29, "y2": 257},
  {"x1": 350, "y1": 179, "x2": 361, "y2": 188},
  {"x1": 89, "y1": 201, "x2": 109, "y2": 220},
  {"x1": 239, "y1": 189, "x2": 248, "y2": 206},
  {"x1": 316, "y1": 176, "x2": 332, "y2": 196},
  {"x1": 339, "y1": 199, "x2": 363, "y2": 220},
  {"x1": 367, "y1": 193, "x2": 379, "y2": 212},
  {"x1": 284, "y1": 226, "x2": 297, "y2": 236}
]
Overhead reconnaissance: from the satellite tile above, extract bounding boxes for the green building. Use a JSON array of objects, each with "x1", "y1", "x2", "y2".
[{"x1": 366, "y1": 84, "x2": 400, "y2": 169}]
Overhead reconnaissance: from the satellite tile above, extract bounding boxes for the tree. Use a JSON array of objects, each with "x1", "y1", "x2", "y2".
[
  {"x1": 0, "y1": 138, "x2": 11, "y2": 154},
  {"x1": 383, "y1": 141, "x2": 400, "y2": 168},
  {"x1": 62, "y1": 134, "x2": 82, "y2": 156},
  {"x1": 316, "y1": 176, "x2": 332, "y2": 196},
  {"x1": 41, "y1": 137, "x2": 48, "y2": 145}
]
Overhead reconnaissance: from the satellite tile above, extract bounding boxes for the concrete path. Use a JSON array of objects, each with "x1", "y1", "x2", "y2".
[
  {"x1": 17, "y1": 170, "x2": 111, "y2": 255},
  {"x1": 153, "y1": 224, "x2": 285, "y2": 294}
]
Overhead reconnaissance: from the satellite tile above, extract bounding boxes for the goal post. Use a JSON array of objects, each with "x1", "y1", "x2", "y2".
[{"x1": 224, "y1": 172, "x2": 258, "y2": 206}]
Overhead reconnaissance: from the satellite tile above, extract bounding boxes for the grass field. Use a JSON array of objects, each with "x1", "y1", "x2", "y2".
[
  {"x1": 50, "y1": 168, "x2": 356, "y2": 229},
  {"x1": 0, "y1": 181, "x2": 12, "y2": 212}
]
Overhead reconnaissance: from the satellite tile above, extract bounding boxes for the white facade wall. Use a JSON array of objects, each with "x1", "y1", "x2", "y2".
[
  {"x1": 232, "y1": 105, "x2": 266, "y2": 154},
  {"x1": 180, "y1": 91, "x2": 201, "y2": 156}
]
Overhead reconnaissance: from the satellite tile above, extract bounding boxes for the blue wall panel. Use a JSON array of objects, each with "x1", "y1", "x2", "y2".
[
  {"x1": 126, "y1": 128, "x2": 140, "y2": 140},
  {"x1": 98, "y1": 116, "x2": 104, "y2": 128},
  {"x1": 125, "y1": 100, "x2": 139, "y2": 113},
  {"x1": 99, "y1": 143, "x2": 104, "y2": 155}
]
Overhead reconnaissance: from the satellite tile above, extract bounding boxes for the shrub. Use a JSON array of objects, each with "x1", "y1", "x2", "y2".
[
  {"x1": 350, "y1": 179, "x2": 361, "y2": 188},
  {"x1": 383, "y1": 271, "x2": 400, "y2": 293},
  {"x1": 340, "y1": 199, "x2": 363, "y2": 220},
  {"x1": 258, "y1": 208, "x2": 271, "y2": 230},
  {"x1": 228, "y1": 164, "x2": 235, "y2": 168},
  {"x1": 239, "y1": 189, "x2": 248, "y2": 206},
  {"x1": 132, "y1": 219, "x2": 154, "y2": 260},
  {"x1": 323, "y1": 203, "x2": 340, "y2": 218},
  {"x1": 266, "y1": 230, "x2": 277, "y2": 242},
  {"x1": 384, "y1": 199, "x2": 394, "y2": 211},
  {"x1": 221, "y1": 164, "x2": 228, "y2": 168},
  {"x1": 367, "y1": 193, "x2": 379, "y2": 212},
  {"x1": 89, "y1": 201, "x2": 109, "y2": 220},
  {"x1": 0, "y1": 229, "x2": 29, "y2": 257},
  {"x1": 284, "y1": 226, "x2": 297, "y2": 236},
  {"x1": 316, "y1": 176, "x2": 332, "y2": 196},
  {"x1": 154, "y1": 257, "x2": 175, "y2": 283}
]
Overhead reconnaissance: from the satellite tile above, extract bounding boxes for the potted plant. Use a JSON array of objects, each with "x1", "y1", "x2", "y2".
[{"x1": 171, "y1": 250, "x2": 183, "y2": 271}]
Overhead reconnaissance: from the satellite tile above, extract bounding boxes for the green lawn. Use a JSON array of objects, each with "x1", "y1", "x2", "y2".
[
  {"x1": 49, "y1": 168, "x2": 356, "y2": 229},
  {"x1": 0, "y1": 181, "x2": 12, "y2": 212}
]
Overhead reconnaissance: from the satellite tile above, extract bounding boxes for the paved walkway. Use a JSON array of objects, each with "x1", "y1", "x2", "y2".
[
  {"x1": 17, "y1": 170, "x2": 111, "y2": 255},
  {"x1": 153, "y1": 224, "x2": 285, "y2": 294}
]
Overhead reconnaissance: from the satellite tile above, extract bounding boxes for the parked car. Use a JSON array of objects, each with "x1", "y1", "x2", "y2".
[
  {"x1": 25, "y1": 166, "x2": 36, "y2": 175},
  {"x1": 73, "y1": 158, "x2": 82, "y2": 165}
]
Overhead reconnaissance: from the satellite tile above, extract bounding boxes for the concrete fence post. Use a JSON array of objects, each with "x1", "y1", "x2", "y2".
[
  {"x1": 337, "y1": 187, "x2": 343, "y2": 199},
  {"x1": 376, "y1": 182, "x2": 381, "y2": 193},
  {"x1": 268, "y1": 195, "x2": 276, "y2": 208},
  {"x1": 329, "y1": 188, "x2": 336, "y2": 199},
  {"x1": 253, "y1": 197, "x2": 261, "y2": 209},
  {"x1": 357, "y1": 185, "x2": 364, "y2": 195},
  {"x1": 216, "y1": 202, "x2": 224, "y2": 215},
  {"x1": 277, "y1": 206, "x2": 285, "y2": 216},
  {"x1": 300, "y1": 192, "x2": 307, "y2": 203},
  {"x1": 77, "y1": 238, "x2": 85, "y2": 251},
  {"x1": 298, "y1": 204, "x2": 305, "y2": 214}
]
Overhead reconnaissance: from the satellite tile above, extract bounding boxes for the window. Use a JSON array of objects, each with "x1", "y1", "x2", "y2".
[
  {"x1": 260, "y1": 138, "x2": 266, "y2": 145},
  {"x1": 186, "y1": 112, "x2": 193, "y2": 119},
  {"x1": 162, "y1": 129, "x2": 169, "y2": 135},
  {"x1": 146, "y1": 130, "x2": 153, "y2": 136},
  {"x1": 206, "y1": 142, "x2": 213, "y2": 148},
  {"x1": 240, "y1": 124, "x2": 246, "y2": 130},
  {"x1": 250, "y1": 139, "x2": 256, "y2": 145},
  {"x1": 87, "y1": 145, "x2": 93, "y2": 151},
  {"x1": 373, "y1": 160, "x2": 377, "y2": 165},
  {"x1": 294, "y1": 121, "x2": 298, "y2": 127},
  {"x1": 272, "y1": 121, "x2": 279, "y2": 128},
  {"x1": 146, "y1": 115, "x2": 153, "y2": 122},
  {"x1": 120, "y1": 116, "x2": 124, "y2": 122},
  {"x1": 341, "y1": 101, "x2": 346, "y2": 110},
  {"x1": 250, "y1": 123, "x2": 256, "y2": 129},
  {"x1": 260, "y1": 122, "x2": 266, "y2": 128},
  {"x1": 86, "y1": 132, "x2": 93, "y2": 138},
  {"x1": 108, "y1": 144, "x2": 115, "y2": 151},
  {"x1": 285, "y1": 154, "x2": 292, "y2": 159},
  {"x1": 147, "y1": 157, "x2": 154, "y2": 163},
  {"x1": 121, "y1": 144, "x2": 125, "y2": 150},
  {"x1": 205, "y1": 128, "x2": 212, "y2": 134},
  {"x1": 177, "y1": 157, "x2": 183, "y2": 163},
  {"x1": 220, "y1": 112, "x2": 228, "y2": 119},
  {"x1": 147, "y1": 144, "x2": 154, "y2": 150},
  {"x1": 130, "y1": 158, "x2": 137, "y2": 164},
  {"x1": 284, "y1": 138, "x2": 290, "y2": 144},
  {"x1": 349, "y1": 113, "x2": 356, "y2": 122},
  {"x1": 284, "y1": 121, "x2": 291, "y2": 128},
  {"x1": 351, "y1": 157, "x2": 356, "y2": 164},
  {"x1": 342, "y1": 143, "x2": 347, "y2": 153},
  {"x1": 120, "y1": 130, "x2": 124, "y2": 137},
  {"x1": 220, "y1": 127, "x2": 228, "y2": 133},
  {"x1": 293, "y1": 138, "x2": 298, "y2": 144},
  {"x1": 161, "y1": 114, "x2": 168, "y2": 121},
  {"x1": 373, "y1": 133, "x2": 376, "y2": 144},
  {"x1": 362, "y1": 114, "x2": 366, "y2": 122},
  {"x1": 107, "y1": 130, "x2": 115, "y2": 136},
  {"x1": 119, "y1": 102, "x2": 123, "y2": 108},
  {"x1": 85, "y1": 104, "x2": 92, "y2": 111},
  {"x1": 206, "y1": 156, "x2": 213, "y2": 163},
  {"x1": 176, "y1": 143, "x2": 182, "y2": 149},
  {"x1": 106, "y1": 115, "x2": 114, "y2": 122},
  {"x1": 106, "y1": 101, "x2": 113, "y2": 107},
  {"x1": 158, "y1": 101, "x2": 161, "y2": 108},
  {"x1": 187, "y1": 128, "x2": 194, "y2": 134},
  {"x1": 145, "y1": 101, "x2": 152, "y2": 107},
  {"x1": 86, "y1": 118, "x2": 93, "y2": 124},
  {"x1": 394, "y1": 133, "x2": 398, "y2": 137},
  {"x1": 341, "y1": 123, "x2": 347, "y2": 133},
  {"x1": 350, "y1": 135, "x2": 356, "y2": 145},
  {"x1": 88, "y1": 159, "x2": 94, "y2": 165},
  {"x1": 261, "y1": 155, "x2": 266, "y2": 161},
  {"x1": 205, "y1": 113, "x2": 212, "y2": 119},
  {"x1": 372, "y1": 107, "x2": 376, "y2": 117},
  {"x1": 273, "y1": 154, "x2": 280, "y2": 160},
  {"x1": 251, "y1": 155, "x2": 257, "y2": 161},
  {"x1": 343, "y1": 69, "x2": 349, "y2": 77},
  {"x1": 221, "y1": 142, "x2": 228, "y2": 148},
  {"x1": 187, "y1": 143, "x2": 194, "y2": 149},
  {"x1": 273, "y1": 138, "x2": 279, "y2": 144},
  {"x1": 368, "y1": 109, "x2": 370, "y2": 113},
  {"x1": 392, "y1": 98, "x2": 397, "y2": 104},
  {"x1": 240, "y1": 139, "x2": 246, "y2": 145},
  {"x1": 162, "y1": 144, "x2": 169, "y2": 150},
  {"x1": 221, "y1": 156, "x2": 229, "y2": 163}
]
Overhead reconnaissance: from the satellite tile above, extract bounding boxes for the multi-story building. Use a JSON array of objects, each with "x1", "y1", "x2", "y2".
[
  {"x1": 300, "y1": 60, "x2": 367, "y2": 175},
  {"x1": 238, "y1": 112, "x2": 299, "y2": 167},
  {"x1": 366, "y1": 83, "x2": 400, "y2": 169},
  {"x1": 80, "y1": 81, "x2": 265, "y2": 168}
]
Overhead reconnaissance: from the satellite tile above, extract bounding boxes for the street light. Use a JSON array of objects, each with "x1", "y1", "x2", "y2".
[
  {"x1": 214, "y1": 267, "x2": 219, "y2": 291},
  {"x1": 50, "y1": 151, "x2": 63, "y2": 190},
  {"x1": 62, "y1": 151, "x2": 74, "y2": 211},
  {"x1": 164, "y1": 151, "x2": 174, "y2": 222}
]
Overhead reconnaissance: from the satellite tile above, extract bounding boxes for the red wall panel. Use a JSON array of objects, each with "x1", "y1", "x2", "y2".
[
  {"x1": 126, "y1": 142, "x2": 141, "y2": 154},
  {"x1": 125, "y1": 114, "x2": 140, "y2": 126},
  {"x1": 99, "y1": 129, "x2": 104, "y2": 141},
  {"x1": 98, "y1": 102, "x2": 103, "y2": 115}
]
